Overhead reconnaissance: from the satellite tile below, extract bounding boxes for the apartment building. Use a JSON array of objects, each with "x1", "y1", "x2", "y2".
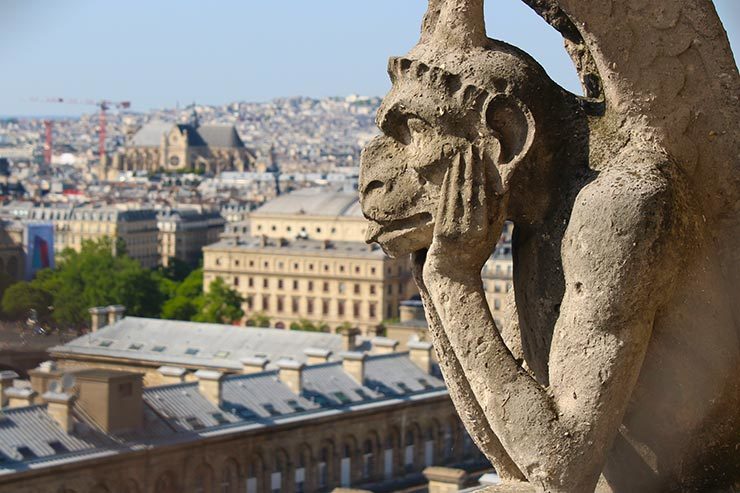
[{"x1": 157, "y1": 208, "x2": 225, "y2": 267}]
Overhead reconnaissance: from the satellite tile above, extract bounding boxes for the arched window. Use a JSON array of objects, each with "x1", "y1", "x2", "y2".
[
  {"x1": 271, "y1": 452, "x2": 287, "y2": 493},
  {"x1": 383, "y1": 434, "x2": 396, "y2": 480},
  {"x1": 193, "y1": 463, "x2": 214, "y2": 493},
  {"x1": 245, "y1": 457, "x2": 261, "y2": 493},
  {"x1": 219, "y1": 459, "x2": 239, "y2": 493},
  {"x1": 295, "y1": 446, "x2": 311, "y2": 493},
  {"x1": 318, "y1": 447, "x2": 330, "y2": 489},
  {"x1": 362, "y1": 439, "x2": 375, "y2": 480},
  {"x1": 404, "y1": 430, "x2": 415, "y2": 473},
  {"x1": 424, "y1": 427, "x2": 436, "y2": 467},
  {"x1": 154, "y1": 472, "x2": 178, "y2": 493},
  {"x1": 340, "y1": 444, "x2": 352, "y2": 487}
]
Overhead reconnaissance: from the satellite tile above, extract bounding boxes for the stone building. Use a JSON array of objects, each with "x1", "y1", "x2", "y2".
[
  {"x1": 481, "y1": 244, "x2": 513, "y2": 328},
  {"x1": 116, "y1": 118, "x2": 256, "y2": 174},
  {"x1": 156, "y1": 208, "x2": 225, "y2": 267},
  {"x1": 0, "y1": 220, "x2": 24, "y2": 280},
  {"x1": 203, "y1": 188, "x2": 417, "y2": 334},
  {"x1": 50, "y1": 314, "x2": 352, "y2": 387},
  {"x1": 0, "y1": 347, "x2": 486, "y2": 493},
  {"x1": 0, "y1": 205, "x2": 159, "y2": 269},
  {"x1": 204, "y1": 236, "x2": 414, "y2": 335}
]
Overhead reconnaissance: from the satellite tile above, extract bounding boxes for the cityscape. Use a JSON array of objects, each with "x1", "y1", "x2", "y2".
[{"x1": 0, "y1": 1, "x2": 737, "y2": 493}]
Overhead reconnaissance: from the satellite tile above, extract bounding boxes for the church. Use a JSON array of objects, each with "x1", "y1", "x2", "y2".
[{"x1": 114, "y1": 112, "x2": 256, "y2": 174}]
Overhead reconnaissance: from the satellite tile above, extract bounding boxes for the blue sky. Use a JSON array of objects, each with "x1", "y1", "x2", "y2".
[{"x1": 1, "y1": 0, "x2": 737, "y2": 116}]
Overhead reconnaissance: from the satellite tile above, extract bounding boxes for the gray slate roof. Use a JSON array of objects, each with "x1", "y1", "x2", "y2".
[
  {"x1": 0, "y1": 353, "x2": 446, "y2": 474},
  {"x1": 130, "y1": 122, "x2": 244, "y2": 149},
  {"x1": 50, "y1": 317, "x2": 346, "y2": 371},
  {"x1": 254, "y1": 187, "x2": 362, "y2": 217},
  {"x1": 205, "y1": 236, "x2": 385, "y2": 259}
]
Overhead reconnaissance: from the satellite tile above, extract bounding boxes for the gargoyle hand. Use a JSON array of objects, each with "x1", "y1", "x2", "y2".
[{"x1": 425, "y1": 145, "x2": 503, "y2": 276}]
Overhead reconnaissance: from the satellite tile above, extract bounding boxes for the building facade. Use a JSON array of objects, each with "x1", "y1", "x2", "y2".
[
  {"x1": 117, "y1": 119, "x2": 256, "y2": 174},
  {"x1": 157, "y1": 209, "x2": 225, "y2": 267},
  {"x1": 1, "y1": 348, "x2": 486, "y2": 493},
  {"x1": 204, "y1": 237, "x2": 414, "y2": 335}
]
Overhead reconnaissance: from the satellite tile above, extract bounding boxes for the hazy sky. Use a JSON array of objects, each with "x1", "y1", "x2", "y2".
[{"x1": 1, "y1": 0, "x2": 737, "y2": 116}]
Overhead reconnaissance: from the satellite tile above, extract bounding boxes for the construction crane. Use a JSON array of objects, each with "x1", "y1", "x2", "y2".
[{"x1": 32, "y1": 98, "x2": 131, "y2": 164}]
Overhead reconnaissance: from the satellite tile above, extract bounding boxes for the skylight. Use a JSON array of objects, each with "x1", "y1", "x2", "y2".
[
  {"x1": 16, "y1": 446, "x2": 37, "y2": 460},
  {"x1": 98, "y1": 340, "x2": 113, "y2": 347},
  {"x1": 128, "y1": 343, "x2": 143, "y2": 351},
  {"x1": 211, "y1": 412, "x2": 229, "y2": 425},
  {"x1": 286, "y1": 400, "x2": 306, "y2": 412},
  {"x1": 262, "y1": 403, "x2": 281, "y2": 416},
  {"x1": 185, "y1": 417, "x2": 205, "y2": 430},
  {"x1": 152, "y1": 345, "x2": 166, "y2": 352},
  {"x1": 397, "y1": 382, "x2": 411, "y2": 393},
  {"x1": 48, "y1": 441, "x2": 68, "y2": 454},
  {"x1": 185, "y1": 348, "x2": 200, "y2": 356},
  {"x1": 333, "y1": 392, "x2": 351, "y2": 404}
]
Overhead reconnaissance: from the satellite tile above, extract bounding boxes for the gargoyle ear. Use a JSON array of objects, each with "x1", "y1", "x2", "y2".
[{"x1": 483, "y1": 95, "x2": 534, "y2": 166}]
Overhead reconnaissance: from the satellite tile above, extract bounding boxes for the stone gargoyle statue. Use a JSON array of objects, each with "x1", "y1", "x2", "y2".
[{"x1": 359, "y1": 0, "x2": 739, "y2": 491}]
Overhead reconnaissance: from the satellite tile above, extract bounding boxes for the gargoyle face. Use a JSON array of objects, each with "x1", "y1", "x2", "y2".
[
  {"x1": 359, "y1": 71, "x2": 471, "y2": 258},
  {"x1": 359, "y1": 56, "x2": 519, "y2": 258}
]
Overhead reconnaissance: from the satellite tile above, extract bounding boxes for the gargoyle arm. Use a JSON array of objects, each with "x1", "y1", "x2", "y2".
[{"x1": 421, "y1": 166, "x2": 677, "y2": 492}]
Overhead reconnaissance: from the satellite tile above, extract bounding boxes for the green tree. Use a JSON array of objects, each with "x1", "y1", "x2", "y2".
[
  {"x1": 1, "y1": 281, "x2": 52, "y2": 320},
  {"x1": 289, "y1": 318, "x2": 329, "y2": 332},
  {"x1": 192, "y1": 277, "x2": 244, "y2": 324},
  {"x1": 161, "y1": 295, "x2": 198, "y2": 321},
  {"x1": 245, "y1": 311, "x2": 271, "y2": 328}
]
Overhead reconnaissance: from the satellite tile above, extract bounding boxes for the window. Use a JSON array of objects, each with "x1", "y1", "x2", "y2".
[
  {"x1": 369, "y1": 285, "x2": 376, "y2": 295},
  {"x1": 152, "y1": 345, "x2": 166, "y2": 352},
  {"x1": 307, "y1": 281, "x2": 314, "y2": 291},
  {"x1": 294, "y1": 262, "x2": 299, "y2": 269},
  {"x1": 185, "y1": 348, "x2": 199, "y2": 355},
  {"x1": 292, "y1": 297, "x2": 300, "y2": 314},
  {"x1": 397, "y1": 382, "x2": 411, "y2": 393},
  {"x1": 277, "y1": 297, "x2": 284, "y2": 313},
  {"x1": 262, "y1": 296, "x2": 270, "y2": 311},
  {"x1": 211, "y1": 412, "x2": 229, "y2": 425},
  {"x1": 278, "y1": 279, "x2": 284, "y2": 289},
  {"x1": 324, "y1": 264, "x2": 330, "y2": 272},
  {"x1": 308, "y1": 263, "x2": 314, "y2": 271},
  {"x1": 405, "y1": 431, "x2": 415, "y2": 472},
  {"x1": 353, "y1": 284, "x2": 360, "y2": 295},
  {"x1": 363, "y1": 440, "x2": 374, "y2": 480},
  {"x1": 353, "y1": 302, "x2": 361, "y2": 318},
  {"x1": 494, "y1": 299, "x2": 501, "y2": 310},
  {"x1": 355, "y1": 266, "x2": 361, "y2": 274},
  {"x1": 322, "y1": 299, "x2": 330, "y2": 316},
  {"x1": 186, "y1": 417, "x2": 205, "y2": 430},
  {"x1": 333, "y1": 391, "x2": 351, "y2": 404},
  {"x1": 263, "y1": 278, "x2": 269, "y2": 288},
  {"x1": 338, "y1": 301, "x2": 345, "y2": 316},
  {"x1": 318, "y1": 449, "x2": 329, "y2": 488},
  {"x1": 234, "y1": 277, "x2": 239, "y2": 287},
  {"x1": 338, "y1": 283, "x2": 346, "y2": 294},
  {"x1": 341, "y1": 445, "x2": 352, "y2": 487},
  {"x1": 16, "y1": 446, "x2": 36, "y2": 460},
  {"x1": 248, "y1": 277, "x2": 254, "y2": 287},
  {"x1": 307, "y1": 298, "x2": 314, "y2": 315},
  {"x1": 369, "y1": 303, "x2": 377, "y2": 318},
  {"x1": 323, "y1": 282, "x2": 329, "y2": 292},
  {"x1": 387, "y1": 285, "x2": 393, "y2": 295},
  {"x1": 128, "y1": 343, "x2": 143, "y2": 350},
  {"x1": 262, "y1": 403, "x2": 281, "y2": 416},
  {"x1": 98, "y1": 340, "x2": 113, "y2": 347},
  {"x1": 48, "y1": 441, "x2": 68, "y2": 454},
  {"x1": 286, "y1": 399, "x2": 305, "y2": 412},
  {"x1": 263, "y1": 261, "x2": 269, "y2": 268},
  {"x1": 293, "y1": 280, "x2": 299, "y2": 290},
  {"x1": 371, "y1": 267, "x2": 376, "y2": 275},
  {"x1": 270, "y1": 471, "x2": 282, "y2": 493},
  {"x1": 339, "y1": 265, "x2": 345, "y2": 273}
]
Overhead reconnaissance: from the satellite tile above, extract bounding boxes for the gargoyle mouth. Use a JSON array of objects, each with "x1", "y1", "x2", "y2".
[{"x1": 365, "y1": 212, "x2": 433, "y2": 244}]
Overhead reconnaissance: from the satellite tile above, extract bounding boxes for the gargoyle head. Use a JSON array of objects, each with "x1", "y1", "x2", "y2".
[{"x1": 360, "y1": 0, "x2": 568, "y2": 257}]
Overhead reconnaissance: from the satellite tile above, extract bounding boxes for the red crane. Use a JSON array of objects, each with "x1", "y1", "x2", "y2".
[{"x1": 32, "y1": 98, "x2": 131, "y2": 163}]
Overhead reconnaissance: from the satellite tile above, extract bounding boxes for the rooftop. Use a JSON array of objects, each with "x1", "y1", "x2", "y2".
[
  {"x1": 50, "y1": 317, "x2": 347, "y2": 371},
  {"x1": 204, "y1": 236, "x2": 384, "y2": 259},
  {"x1": 252, "y1": 187, "x2": 362, "y2": 218}
]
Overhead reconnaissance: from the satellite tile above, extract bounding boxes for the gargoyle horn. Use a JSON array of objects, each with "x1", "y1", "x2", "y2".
[{"x1": 420, "y1": 0, "x2": 487, "y2": 48}]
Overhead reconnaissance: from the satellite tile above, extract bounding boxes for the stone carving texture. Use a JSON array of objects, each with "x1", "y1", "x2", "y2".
[{"x1": 359, "y1": 0, "x2": 739, "y2": 491}]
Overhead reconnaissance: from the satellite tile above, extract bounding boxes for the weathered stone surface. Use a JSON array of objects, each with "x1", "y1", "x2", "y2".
[{"x1": 359, "y1": 1, "x2": 739, "y2": 492}]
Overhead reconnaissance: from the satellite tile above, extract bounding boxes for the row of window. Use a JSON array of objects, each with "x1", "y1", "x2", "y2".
[
  {"x1": 212, "y1": 257, "x2": 405, "y2": 278},
  {"x1": 245, "y1": 296, "x2": 395, "y2": 320},
  {"x1": 231, "y1": 277, "x2": 404, "y2": 296}
]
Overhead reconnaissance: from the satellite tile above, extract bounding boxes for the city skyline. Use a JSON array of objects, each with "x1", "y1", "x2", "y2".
[{"x1": 2, "y1": 0, "x2": 737, "y2": 117}]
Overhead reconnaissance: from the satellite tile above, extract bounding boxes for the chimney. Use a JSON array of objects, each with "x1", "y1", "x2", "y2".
[
  {"x1": 5, "y1": 383, "x2": 37, "y2": 408},
  {"x1": 107, "y1": 305, "x2": 126, "y2": 325},
  {"x1": 341, "y1": 352, "x2": 367, "y2": 384},
  {"x1": 89, "y1": 306, "x2": 108, "y2": 332},
  {"x1": 241, "y1": 356, "x2": 269, "y2": 374},
  {"x1": 304, "y1": 347, "x2": 332, "y2": 365},
  {"x1": 195, "y1": 370, "x2": 223, "y2": 407},
  {"x1": 339, "y1": 327, "x2": 360, "y2": 351},
  {"x1": 43, "y1": 391, "x2": 76, "y2": 433},
  {"x1": 408, "y1": 341, "x2": 434, "y2": 374},
  {"x1": 423, "y1": 467, "x2": 467, "y2": 493},
  {"x1": 29, "y1": 361, "x2": 63, "y2": 399},
  {"x1": 75, "y1": 369, "x2": 143, "y2": 433},
  {"x1": 277, "y1": 359, "x2": 304, "y2": 394},
  {"x1": 0, "y1": 371, "x2": 18, "y2": 407},
  {"x1": 157, "y1": 366, "x2": 187, "y2": 385},
  {"x1": 372, "y1": 337, "x2": 399, "y2": 355},
  {"x1": 400, "y1": 300, "x2": 426, "y2": 323}
]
